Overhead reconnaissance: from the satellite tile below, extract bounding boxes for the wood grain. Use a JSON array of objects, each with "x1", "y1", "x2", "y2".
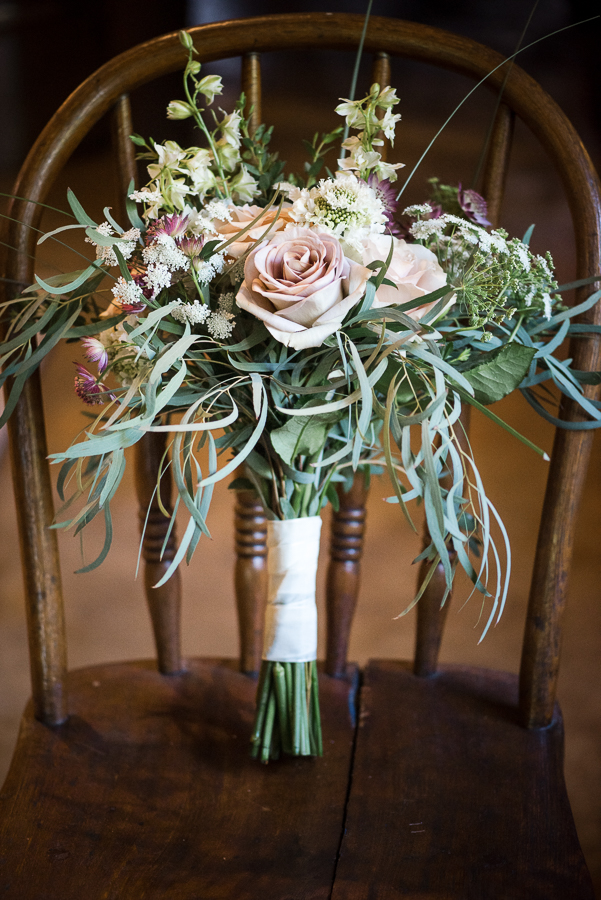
[
  {"x1": 481, "y1": 102, "x2": 515, "y2": 228},
  {"x1": 0, "y1": 660, "x2": 358, "y2": 899},
  {"x1": 332, "y1": 661, "x2": 595, "y2": 899},
  {"x1": 134, "y1": 434, "x2": 182, "y2": 675},
  {"x1": 326, "y1": 477, "x2": 368, "y2": 677},
  {"x1": 241, "y1": 52, "x2": 261, "y2": 137},
  {"x1": 234, "y1": 490, "x2": 267, "y2": 675}
]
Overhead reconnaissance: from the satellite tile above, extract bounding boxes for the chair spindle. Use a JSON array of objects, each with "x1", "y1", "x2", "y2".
[
  {"x1": 326, "y1": 476, "x2": 368, "y2": 677},
  {"x1": 7, "y1": 374, "x2": 67, "y2": 724},
  {"x1": 371, "y1": 51, "x2": 390, "y2": 162},
  {"x1": 111, "y1": 95, "x2": 183, "y2": 674},
  {"x1": 111, "y1": 94, "x2": 138, "y2": 206},
  {"x1": 234, "y1": 490, "x2": 267, "y2": 675},
  {"x1": 134, "y1": 435, "x2": 182, "y2": 674},
  {"x1": 242, "y1": 52, "x2": 261, "y2": 136},
  {"x1": 481, "y1": 102, "x2": 515, "y2": 228}
]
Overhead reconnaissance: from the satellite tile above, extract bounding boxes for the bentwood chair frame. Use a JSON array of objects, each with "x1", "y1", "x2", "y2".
[{"x1": 1, "y1": 13, "x2": 599, "y2": 898}]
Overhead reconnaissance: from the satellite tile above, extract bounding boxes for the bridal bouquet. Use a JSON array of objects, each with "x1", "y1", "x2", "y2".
[{"x1": 2, "y1": 31, "x2": 600, "y2": 762}]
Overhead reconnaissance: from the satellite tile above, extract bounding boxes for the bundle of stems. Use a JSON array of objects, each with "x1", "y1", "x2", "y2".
[{"x1": 251, "y1": 661, "x2": 323, "y2": 763}]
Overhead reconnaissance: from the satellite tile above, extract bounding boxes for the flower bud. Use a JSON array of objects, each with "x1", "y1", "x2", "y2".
[
  {"x1": 187, "y1": 60, "x2": 201, "y2": 75},
  {"x1": 167, "y1": 100, "x2": 195, "y2": 120},
  {"x1": 179, "y1": 30, "x2": 194, "y2": 51}
]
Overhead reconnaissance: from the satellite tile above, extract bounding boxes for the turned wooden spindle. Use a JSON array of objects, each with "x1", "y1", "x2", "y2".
[
  {"x1": 371, "y1": 51, "x2": 391, "y2": 162},
  {"x1": 481, "y1": 102, "x2": 514, "y2": 229},
  {"x1": 414, "y1": 407, "x2": 472, "y2": 676},
  {"x1": 135, "y1": 433, "x2": 182, "y2": 674},
  {"x1": 234, "y1": 489, "x2": 267, "y2": 675},
  {"x1": 326, "y1": 475, "x2": 368, "y2": 677},
  {"x1": 242, "y1": 52, "x2": 261, "y2": 137}
]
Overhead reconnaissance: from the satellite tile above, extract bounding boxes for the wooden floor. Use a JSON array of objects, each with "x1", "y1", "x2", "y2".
[{"x1": 1, "y1": 102, "x2": 600, "y2": 892}]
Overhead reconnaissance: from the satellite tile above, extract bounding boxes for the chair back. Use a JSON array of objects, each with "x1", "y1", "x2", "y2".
[{"x1": 2, "y1": 13, "x2": 600, "y2": 731}]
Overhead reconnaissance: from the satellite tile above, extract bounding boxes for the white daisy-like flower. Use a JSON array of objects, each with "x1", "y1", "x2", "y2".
[
  {"x1": 287, "y1": 173, "x2": 387, "y2": 246},
  {"x1": 171, "y1": 300, "x2": 211, "y2": 326}
]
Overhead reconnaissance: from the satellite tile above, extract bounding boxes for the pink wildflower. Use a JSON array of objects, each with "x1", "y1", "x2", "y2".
[
  {"x1": 80, "y1": 337, "x2": 108, "y2": 373},
  {"x1": 367, "y1": 174, "x2": 401, "y2": 236},
  {"x1": 74, "y1": 363, "x2": 115, "y2": 405},
  {"x1": 146, "y1": 213, "x2": 189, "y2": 240},
  {"x1": 458, "y1": 185, "x2": 491, "y2": 227},
  {"x1": 177, "y1": 235, "x2": 205, "y2": 262}
]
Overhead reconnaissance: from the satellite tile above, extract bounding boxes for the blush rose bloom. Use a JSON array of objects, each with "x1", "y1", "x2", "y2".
[
  {"x1": 212, "y1": 204, "x2": 294, "y2": 259},
  {"x1": 361, "y1": 234, "x2": 448, "y2": 319},
  {"x1": 236, "y1": 226, "x2": 370, "y2": 349}
]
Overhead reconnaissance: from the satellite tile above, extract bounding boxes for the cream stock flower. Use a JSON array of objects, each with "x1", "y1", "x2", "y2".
[
  {"x1": 236, "y1": 226, "x2": 370, "y2": 350},
  {"x1": 360, "y1": 234, "x2": 448, "y2": 317}
]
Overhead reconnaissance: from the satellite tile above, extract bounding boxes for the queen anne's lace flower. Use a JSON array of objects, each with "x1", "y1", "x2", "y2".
[
  {"x1": 207, "y1": 310, "x2": 235, "y2": 339},
  {"x1": 171, "y1": 300, "x2": 211, "y2": 326},
  {"x1": 85, "y1": 223, "x2": 140, "y2": 267},
  {"x1": 111, "y1": 277, "x2": 147, "y2": 312}
]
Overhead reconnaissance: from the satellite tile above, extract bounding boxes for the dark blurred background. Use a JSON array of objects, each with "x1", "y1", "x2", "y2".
[{"x1": 1, "y1": 0, "x2": 600, "y2": 892}]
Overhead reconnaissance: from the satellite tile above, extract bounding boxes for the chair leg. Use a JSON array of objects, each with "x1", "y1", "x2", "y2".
[
  {"x1": 326, "y1": 475, "x2": 368, "y2": 677},
  {"x1": 413, "y1": 552, "x2": 452, "y2": 677},
  {"x1": 234, "y1": 490, "x2": 267, "y2": 676},
  {"x1": 135, "y1": 433, "x2": 182, "y2": 674}
]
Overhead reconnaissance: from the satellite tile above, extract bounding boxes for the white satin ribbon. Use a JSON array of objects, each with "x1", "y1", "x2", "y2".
[{"x1": 262, "y1": 516, "x2": 322, "y2": 662}]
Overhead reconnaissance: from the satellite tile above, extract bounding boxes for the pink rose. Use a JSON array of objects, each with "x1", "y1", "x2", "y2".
[
  {"x1": 213, "y1": 204, "x2": 294, "y2": 260},
  {"x1": 361, "y1": 234, "x2": 447, "y2": 319},
  {"x1": 236, "y1": 227, "x2": 370, "y2": 350}
]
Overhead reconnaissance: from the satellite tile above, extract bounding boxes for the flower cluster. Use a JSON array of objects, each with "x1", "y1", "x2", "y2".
[
  {"x1": 405, "y1": 204, "x2": 558, "y2": 328},
  {"x1": 335, "y1": 82, "x2": 405, "y2": 183}
]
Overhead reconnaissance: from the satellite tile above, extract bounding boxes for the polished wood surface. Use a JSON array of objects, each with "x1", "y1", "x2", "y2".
[
  {"x1": 0, "y1": 660, "x2": 358, "y2": 898},
  {"x1": 241, "y1": 52, "x2": 261, "y2": 137},
  {"x1": 326, "y1": 477, "x2": 368, "y2": 677},
  {"x1": 234, "y1": 490, "x2": 267, "y2": 675},
  {"x1": 332, "y1": 661, "x2": 595, "y2": 899},
  {"x1": 134, "y1": 434, "x2": 182, "y2": 674},
  {"x1": 481, "y1": 102, "x2": 515, "y2": 228}
]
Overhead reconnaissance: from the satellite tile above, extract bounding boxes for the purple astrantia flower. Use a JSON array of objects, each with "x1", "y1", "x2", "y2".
[
  {"x1": 74, "y1": 363, "x2": 115, "y2": 405},
  {"x1": 458, "y1": 185, "x2": 491, "y2": 227},
  {"x1": 80, "y1": 337, "x2": 108, "y2": 373},
  {"x1": 367, "y1": 174, "x2": 401, "y2": 236},
  {"x1": 177, "y1": 235, "x2": 205, "y2": 262},
  {"x1": 146, "y1": 213, "x2": 189, "y2": 240}
]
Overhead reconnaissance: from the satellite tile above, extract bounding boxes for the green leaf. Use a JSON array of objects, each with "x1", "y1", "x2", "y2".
[
  {"x1": 463, "y1": 342, "x2": 536, "y2": 405},
  {"x1": 270, "y1": 416, "x2": 328, "y2": 466}
]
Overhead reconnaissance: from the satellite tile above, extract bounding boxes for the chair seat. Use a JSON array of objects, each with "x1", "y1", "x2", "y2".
[
  {"x1": 332, "y1": 661, "x2": 594, "y2": 900},
  {"x1": 0, "y1": 660, "x2": 593, "y2": 898},
  {"x1": 0, "y1": 659, "x2": 358, "y2": 899}
]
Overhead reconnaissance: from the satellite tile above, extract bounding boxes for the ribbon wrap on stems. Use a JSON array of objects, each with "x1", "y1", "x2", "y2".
[
  {"x1": 251, "y1": 515, "x2": 323, "y2": 762},
  {"x1": 263, "y1": 517, "x2": 322, "y2": 662}
]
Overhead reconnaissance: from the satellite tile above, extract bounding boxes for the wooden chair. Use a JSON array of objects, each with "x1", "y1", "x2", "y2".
[{"x1": 1, "y1": 14, "x2": 599, "y2": 897}]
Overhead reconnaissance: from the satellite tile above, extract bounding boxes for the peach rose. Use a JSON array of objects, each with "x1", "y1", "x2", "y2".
[
  {"x1": 361, "y1": 234, "x2": 447, "y2": 319},
  {"x1": 236, "y1": 226, "x2": 370, "y2": 350},
  {"x1": 212, "y1": 204, "x2": 294, "y2": 259}
]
